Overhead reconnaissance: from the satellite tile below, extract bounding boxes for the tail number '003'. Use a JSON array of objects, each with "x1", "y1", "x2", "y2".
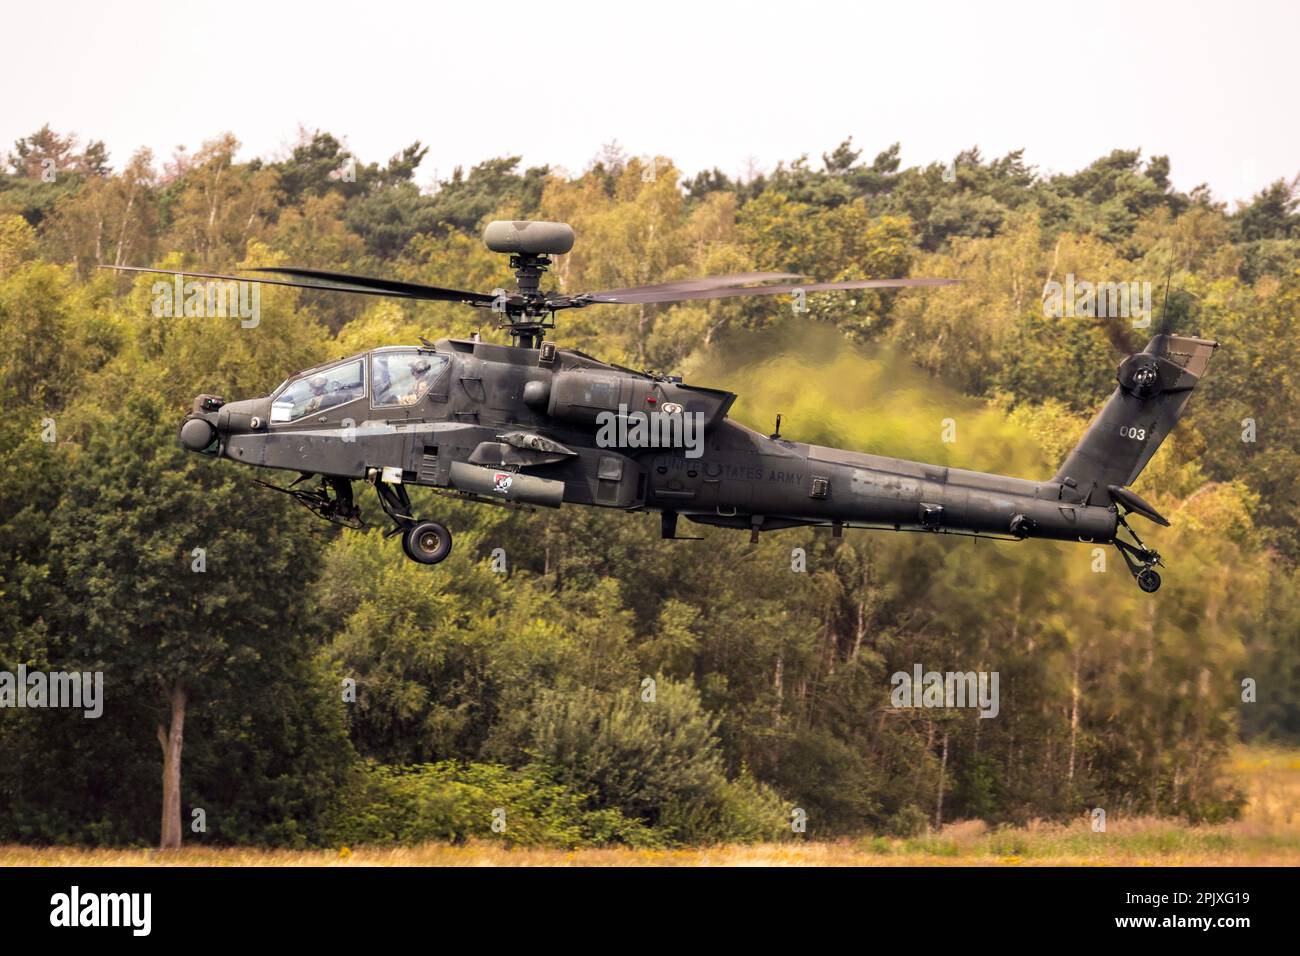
[{"x1": 1119, "y1": 425, "x2": 1147, "y2": 441}]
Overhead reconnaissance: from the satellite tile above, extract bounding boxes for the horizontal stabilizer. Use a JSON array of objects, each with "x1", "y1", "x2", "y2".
[{"x1": 1107, "y1": 484, "x2": 1170, "y2": 526}]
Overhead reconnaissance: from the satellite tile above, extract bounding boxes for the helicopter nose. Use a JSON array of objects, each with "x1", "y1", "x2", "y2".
[
  {"x1": 180, "y1": 394, "x2": 226, "y2": 451},
  {"x1": 179, "y1": 415, "x2": 217, "y2": 451}
]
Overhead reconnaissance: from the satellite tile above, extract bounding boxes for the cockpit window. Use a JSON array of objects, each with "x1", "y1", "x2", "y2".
[
  {"x1": 271, "y1": 359, "x2": 365, "y2": 422},
  {"x1": 372, "y1": 351, "x2": 449, "y2": 408}
]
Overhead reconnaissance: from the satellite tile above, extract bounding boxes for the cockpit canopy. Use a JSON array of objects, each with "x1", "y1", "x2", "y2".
[
  {"x1": 271, "y1": 358, "x2": 364, "y2": 422},
  {"x1": 372, "y1": 350, "x2": 450, "y2": 407},
  {"x1": 269, "y1": 349, "x2": 450, "y2": 422}
]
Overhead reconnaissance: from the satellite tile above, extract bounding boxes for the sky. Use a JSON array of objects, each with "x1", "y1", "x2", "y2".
[{"x1": 5, "y1": 0, "x2": 1297, "y2": 206}]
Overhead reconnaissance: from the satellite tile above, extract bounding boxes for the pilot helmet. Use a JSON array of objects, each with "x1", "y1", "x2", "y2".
[
  {"x1": 309, "y1": 375, "x2": 327, "y2": 392},
  {"x1": 411, "y1": 358, "x2": 432, "y2": 375}
]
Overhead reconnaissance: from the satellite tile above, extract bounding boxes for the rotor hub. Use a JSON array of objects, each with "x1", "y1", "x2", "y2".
[{"x1": 479, "y1": 221, "x2": 578, "y2": 348}]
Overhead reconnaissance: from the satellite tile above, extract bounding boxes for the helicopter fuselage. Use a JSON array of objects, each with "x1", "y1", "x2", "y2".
[{"x1": 184, "y1": 336, "x2": 1119, "y2": 548}]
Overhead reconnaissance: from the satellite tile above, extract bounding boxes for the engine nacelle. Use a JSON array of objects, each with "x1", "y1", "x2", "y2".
[{"x1": 536, "y1": 368, "x2": 735, "y2": 431}]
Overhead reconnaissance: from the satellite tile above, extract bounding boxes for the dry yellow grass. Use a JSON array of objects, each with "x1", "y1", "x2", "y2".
[
  {"x1": 4, "y1": 744, "x2": 1298, "y2": 867},
  {"x1": 1228, "y1": 744, "x2": 1300, "y2": 828}
]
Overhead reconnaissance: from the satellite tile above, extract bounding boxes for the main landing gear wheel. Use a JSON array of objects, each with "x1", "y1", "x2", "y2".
[
  {"x1": 403, "y1": 520, "x2": 453, "y2": 565},
  {"x1": 369, "y1": 473, "x2": 454, "y2": 566},
  {"x1": 1136, "y1": 568, "x2": 1162, "y2": 593}
]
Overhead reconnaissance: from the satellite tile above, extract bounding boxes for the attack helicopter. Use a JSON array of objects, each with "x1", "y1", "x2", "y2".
[{"x1": 106, "y1": 219, "x2": 1216, "y2": 592}]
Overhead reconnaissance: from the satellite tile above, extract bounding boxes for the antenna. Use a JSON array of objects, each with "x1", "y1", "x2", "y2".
[{"x1": 1159, "y1": 234, "x2": 1178, "y2": 335}]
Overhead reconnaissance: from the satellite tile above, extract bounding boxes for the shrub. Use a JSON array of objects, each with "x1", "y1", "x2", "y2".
[
  {"x1": 885, "y1": 804, "x2": 931, "y2": 838},
  {"x1": 524, "y1": 678, "x2": 791, "y2": 844},
  {"x1": 319, "y1": 760, "x2": 660, "y2": 849}
]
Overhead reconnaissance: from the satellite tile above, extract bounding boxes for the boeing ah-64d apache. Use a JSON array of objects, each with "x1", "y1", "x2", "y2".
[{"x1": 106, "y1": 220, "x2": 1216, "y2": 592}]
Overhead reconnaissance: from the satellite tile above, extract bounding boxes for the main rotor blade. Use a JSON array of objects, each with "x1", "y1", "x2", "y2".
[
  {"x1": 583, "y1": 276, "x2": 959, "y2": 305},
  {"x1": 99, "y1": 265, "x2": 495, "y2": 305},
  {"x1": 585, "y1": 271, "x2": 802, "y2": 299},
  {"x1": 248, "y1": 266, "x2": 495, "y2": 305}
]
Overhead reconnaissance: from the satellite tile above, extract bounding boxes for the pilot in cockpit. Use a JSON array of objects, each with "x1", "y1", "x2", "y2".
[
  {"x1": 400, "y1": 358, "x2": 434, "y2": 405},
  {"x1": 304, "y1": 375, "x2": 329, "y2": 414}
]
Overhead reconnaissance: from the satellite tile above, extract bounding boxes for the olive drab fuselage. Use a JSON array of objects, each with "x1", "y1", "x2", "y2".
[
  {"x1": 177, "y1": 329, "x2": 1218, "y2": 590},
  {"x1": 188, "y1": 335, "x2": 1123, "y2": 543}
]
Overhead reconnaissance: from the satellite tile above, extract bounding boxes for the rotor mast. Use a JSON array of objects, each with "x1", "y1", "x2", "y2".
[
  {"x1": 505, "y1": 250, "x2": 554, "y2": 349},
  {"x1": 482, "y1": 220, "x2": 575, "y2": 349}
]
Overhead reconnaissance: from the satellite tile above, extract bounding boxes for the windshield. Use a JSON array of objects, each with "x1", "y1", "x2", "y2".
[{"x1": 271, "y1": 359, "x2": 365, "y2": 422}]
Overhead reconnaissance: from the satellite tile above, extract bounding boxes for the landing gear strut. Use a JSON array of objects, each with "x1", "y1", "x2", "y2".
[
  {"x1": 1112, "y1": 510, "x2": 1163, "y2": 592},
  {"x1": 370, "y1": 473, "x2": 453, "y2": 565}
]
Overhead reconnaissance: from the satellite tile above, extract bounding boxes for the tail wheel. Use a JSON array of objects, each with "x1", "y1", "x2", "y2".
[
  {"x1": 403, "y1": 521, "x2": 453, "y2": 565},
  {"x1": 1136, "y1": 568, "x2": 1162, "y2": 593}
]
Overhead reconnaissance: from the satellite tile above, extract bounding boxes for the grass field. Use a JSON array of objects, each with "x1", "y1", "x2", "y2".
[{"x1": 5, "y1": 745, "x2": 1298, "y2": 867}]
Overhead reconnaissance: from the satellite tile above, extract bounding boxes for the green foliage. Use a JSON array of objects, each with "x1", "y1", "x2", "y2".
[
  {"x1": 885, "y1": 805, "x2": 931, "y2": 838},
  {"x1": 518, "y1": 679, "x2": 787, "y2": 843},
  {"x1": 320, "y1": 761, "x2": 660, "y2": 848}
]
